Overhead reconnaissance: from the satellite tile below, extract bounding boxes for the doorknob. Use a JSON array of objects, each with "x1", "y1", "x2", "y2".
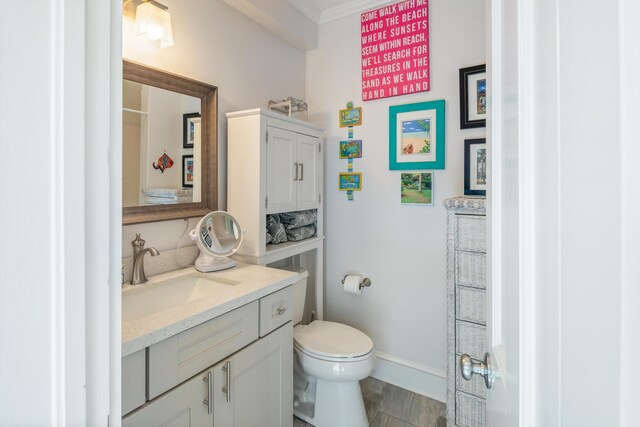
[{"x1": 460, "y1": 352, "x2": 494, "y2": 389}]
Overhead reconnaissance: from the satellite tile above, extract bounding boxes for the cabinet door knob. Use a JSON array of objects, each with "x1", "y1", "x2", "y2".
[{"x1": 460, "y1": 353, "x2": 494, "y2": 389}]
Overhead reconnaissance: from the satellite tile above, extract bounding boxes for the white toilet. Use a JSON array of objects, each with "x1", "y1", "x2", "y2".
[{"x1": 291, "y1": 275, "x2": 375, "y2": 427}]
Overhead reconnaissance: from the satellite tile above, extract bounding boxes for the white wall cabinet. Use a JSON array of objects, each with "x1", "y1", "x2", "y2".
[
  {"x1": 265, "y1": 127, "x2": 321, "y2": 214},
  {"x1": 227, "y1": 109, "x2": 325, "y2": 320}
]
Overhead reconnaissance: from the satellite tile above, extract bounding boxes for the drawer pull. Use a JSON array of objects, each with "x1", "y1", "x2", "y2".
[
  {"x1": 276, "y1": 306, "x2": 287, "y2": 316},
  {"x1": 203, "y1": 372, "x2": 212, "y2": 414},
  {"x1": 221, "y1": 361, "x2": 231, "y2": 402}
]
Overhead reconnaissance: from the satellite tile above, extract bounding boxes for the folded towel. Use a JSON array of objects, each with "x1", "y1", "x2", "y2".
[
  {"x1": 267, "y1": 222, "x2": 287, "y2": 244},
  {"x1": 280, "y1": 210, "x2": 317, "y2": 230},
  {"x1": 285, "y1": 224, "x2": 316, "y2": 241},
  {"x1": 142, "y1": 188, "x2": 193, "y2": 197}
]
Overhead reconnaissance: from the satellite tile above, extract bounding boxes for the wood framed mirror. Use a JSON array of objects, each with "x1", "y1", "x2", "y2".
[{"x1": 122, "y1": 60, "x2": 217, "y2": 224}]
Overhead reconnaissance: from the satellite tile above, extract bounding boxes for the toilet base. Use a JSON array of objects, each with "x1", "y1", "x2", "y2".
[{"x1": 294, "y1": 377, "x2": 369, "y2": 427}]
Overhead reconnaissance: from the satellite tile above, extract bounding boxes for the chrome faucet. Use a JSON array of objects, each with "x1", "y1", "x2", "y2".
[{"x1": 131, "y1": 233, "x2": 160, "y2": 285}]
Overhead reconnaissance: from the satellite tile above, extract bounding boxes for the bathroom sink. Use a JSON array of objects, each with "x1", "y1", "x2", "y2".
[{"x1": 122, "y1": 273, "x2": 241, "y2": 322}]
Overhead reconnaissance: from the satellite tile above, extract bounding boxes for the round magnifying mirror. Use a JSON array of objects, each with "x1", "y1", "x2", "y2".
[{"x1": 190, "y1": 211, "x2": 243, "y2": 272}]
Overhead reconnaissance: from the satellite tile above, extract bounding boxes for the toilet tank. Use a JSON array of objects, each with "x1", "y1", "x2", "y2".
[{"x1": 279, "y1": 266, "x2": 308, "y2": 325}]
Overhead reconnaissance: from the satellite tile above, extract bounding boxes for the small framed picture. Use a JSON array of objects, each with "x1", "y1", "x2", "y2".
[
  {"x1": 459, "y1": 64, "x2": 487, "y2": 129},
  {"x1": 339, "y1": 107, "x2": 362, "y2": 127},
  {"x1": 464, "y1": 139, "x2": 487, "y2": 196},
  {"x1": 338, "y1": 172, "x2": 362, "y2": 191},
  {"x1": 389, "y1": 100, "x2": 445, "y2": 170},
  {"x1": 401, "y1": 172, "x2": 433, "y2": 205},
  {"x1": 182, "y1": 155, "x2": 194, "y2": 188},
  {"x1": 339, "y1": 140, "x2": 362, "y2": 159},
  {"x1": 183, "y1": 112, "x2": 201, "y2": 148}
]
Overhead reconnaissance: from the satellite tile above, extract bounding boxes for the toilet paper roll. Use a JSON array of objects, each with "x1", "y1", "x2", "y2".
[{"x1": 343, "y1": 275, "x2": 362, "y2": 295}]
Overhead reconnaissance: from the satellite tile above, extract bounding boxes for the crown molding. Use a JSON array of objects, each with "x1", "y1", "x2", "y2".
[
  {"x1": 319, "y1": 0, "x2": 395, "y2": 25},
  {"x1": 285, "y1": 0, "x2": 321, "y2": 23}
]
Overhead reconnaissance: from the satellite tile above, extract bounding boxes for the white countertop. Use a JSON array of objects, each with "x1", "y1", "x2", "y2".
[{"x1": 122, "y1": 263, "x2": 306, "y2": 357}]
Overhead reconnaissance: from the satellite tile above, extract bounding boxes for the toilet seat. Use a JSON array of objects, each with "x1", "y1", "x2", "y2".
[{"x1": 294, "y1": 320, "x2": 374, "y2": 361}]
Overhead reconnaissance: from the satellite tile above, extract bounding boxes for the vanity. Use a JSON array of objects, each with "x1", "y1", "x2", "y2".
[{"x1": 121, "y1": 264, "x2": 305, "y2": 426}]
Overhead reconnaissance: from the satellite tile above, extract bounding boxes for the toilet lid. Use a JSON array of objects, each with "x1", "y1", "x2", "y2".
[{"x1": 294, "y1": 320, "x2": 373, "y2": 359}]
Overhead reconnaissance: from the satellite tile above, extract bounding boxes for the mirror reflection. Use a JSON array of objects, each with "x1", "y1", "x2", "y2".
[{"x1": 123, "y1": 80, "x2": 202, "y2": 207}]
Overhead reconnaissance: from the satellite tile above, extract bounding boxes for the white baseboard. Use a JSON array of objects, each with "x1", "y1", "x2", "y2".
[{"x1": 371, "y1": 351, "x2": 447, "y2": 403}]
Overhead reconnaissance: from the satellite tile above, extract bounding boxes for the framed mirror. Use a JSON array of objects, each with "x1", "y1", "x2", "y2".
[{"x1": 122, "y1": 60, "x2": 218, "y2": 224}]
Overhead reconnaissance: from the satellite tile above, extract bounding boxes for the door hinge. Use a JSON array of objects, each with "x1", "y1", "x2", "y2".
[
  {"x1": 318, "y1": 144, "x2": 321, "y2": 153},
  {"x1": 265, "y1": 131, "x2": 268, "y2": 144},
  {"x1": 318, "y1": 194, "x2": 321, "y2": 203},
  {"x1": 265, "y1": 196, "x2": 268, "y2": 209}
]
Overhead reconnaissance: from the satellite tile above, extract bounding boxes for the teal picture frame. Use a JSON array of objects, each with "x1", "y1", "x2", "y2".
[{"x1": 389, "y1": 100, "x2": 445, "y2": 170}]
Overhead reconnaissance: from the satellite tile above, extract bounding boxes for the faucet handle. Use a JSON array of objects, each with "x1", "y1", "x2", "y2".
[{"x1": 131, "y1": 233, "x2": 145, "y2": 248}]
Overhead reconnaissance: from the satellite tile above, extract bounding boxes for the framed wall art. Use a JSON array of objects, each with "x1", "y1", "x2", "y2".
[
  {"x1": 339, "y1": 140, "x2": 362, "y2": 159},
  {"x1": 182, "y1": 154, "x2": 194, "y2": 188},
  {"x1": 459, "y1": 64, "x2": 486, "y2": 129},
  {"x1": 338, "y1": 172, "x2": 362, "y2": 191},
  {"x1": 339, "y1": 106, "x2": 362, "y2": 127},
  {"x1": 401, "y1": 172, "x2": 433, "y2": 206},
  {"x1": 464, "y1": 138, "x2": 487, "y2": 196},
  {"x1": 183, "y1": 112, "x2": 201, "y2": 148},
  {"x1": 389, "y1": 99, "x2": 445, "y2": 170}
]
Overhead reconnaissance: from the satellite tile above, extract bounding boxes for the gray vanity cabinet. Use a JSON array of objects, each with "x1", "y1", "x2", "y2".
[
  {"x1": 213, "y1": 323, "x2": 293, "y2": 427},
  {"x1": 122, "y1": 368, "x2": 213, "y2": 427},
  {"x1": 444, "y1": 198, "x2": 487, "y2": 427}
]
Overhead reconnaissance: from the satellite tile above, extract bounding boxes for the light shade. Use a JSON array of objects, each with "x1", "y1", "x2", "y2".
[{"x1": 134, "y1": 2, "x2": 174, "y2": 48}]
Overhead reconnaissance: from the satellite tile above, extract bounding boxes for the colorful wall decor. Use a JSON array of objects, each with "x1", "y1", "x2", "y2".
[
  {"x1": 339, "y1": 172, "x2": 363, "y2": 191},
  {"x1": 339, "y1": 140, "x2": 363, "y2": 159},
  {"x1": 389, "y1": 99, "x2": 445, "y2": 170},
  {"x1": 400, "y1": 172, "x2": 433, "y2": 205},
  {"x1": 361, "y1": 0, "x2": 430, "y2": 101},
  {"x1": 152, "y1": 152, "x2": 174, "y2": 173},
  {"x1": 339, "y1": 101, "x2": 363, "y2": 201}
]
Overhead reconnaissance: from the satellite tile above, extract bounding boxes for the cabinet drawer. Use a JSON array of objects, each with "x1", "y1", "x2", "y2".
[
  {"x1": 455, "y1": 355, "x2": 487, "y2": 399},
  {"x1": 456, "y1": 251, "x2": 486, "y2": 288},
  {"x1": 455, "y1": 215, "x2": 486, "y2": 252},
  {"x1": 455, "y1": 391, "x2": 486, "y2": 427},
  {"x1": 148, "y1": 301, "x2": 259, "y2": 399},
  {"x1": 259, "y1": 286, "x2": 293, "y2": 337},
  {"x1": 122, "y1": 349, "x2": 146, "y2": 416},
  {"x1": 456, "y1": 285, "x2": 486, "y2": 325},
  {"x1": 455, "y1": 320, "x2": 486, "y2": 361}
]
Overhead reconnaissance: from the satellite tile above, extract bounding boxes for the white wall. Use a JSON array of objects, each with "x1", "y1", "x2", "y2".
[
  {"x1": 122, "y1": 0, "x2": 306, "y2": 255},
  {"x1": 306, "y1": 0, "x2": 485, "y2": 401}
]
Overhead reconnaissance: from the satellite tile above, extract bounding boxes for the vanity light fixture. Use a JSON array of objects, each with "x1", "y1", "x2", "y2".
[{"x1": 132, "y1": 0, "x2": 174, "y2": 48}]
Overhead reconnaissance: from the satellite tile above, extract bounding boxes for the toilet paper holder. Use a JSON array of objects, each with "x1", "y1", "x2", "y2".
[{"x1": 341, "y1": 275, "x2": 372, "y2": 290}]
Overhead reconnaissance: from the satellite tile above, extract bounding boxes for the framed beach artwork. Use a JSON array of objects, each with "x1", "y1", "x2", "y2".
[
  {"x1": 182, "y1": 155, "x2": 194, "y2": 188},
  {"x1": 339, "y1": 107, "x2": 362, "y2": 127},
  {"x1": 464, "y1": 138, "x2": 487, "y2": 196},
  {"x1": 459, "y1": 64, "x2": 487, "y2": 129},
  {"x1": 389, "y1": 100, "x2": 445, "y2": 170},
  {"x1": 183, "y1": 112, "x2": 201, "y2": 148},
  {"x1": 339, "y1": 140, "x2": 362, "y2": 159},
  {"x1": 401, "y1": 172, "x2": 433, "y2": 206},
  {"x1": 338, "y1": 172, "x2": 362, "y2": 191}
]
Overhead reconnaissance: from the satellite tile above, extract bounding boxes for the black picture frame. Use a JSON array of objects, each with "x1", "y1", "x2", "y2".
[
  {"x1": 459, "y1": 64, "x2": 487, "y2": 129},
  {"x1": 464, "y1": 138, "x2": 487, "y2": 196},
  {"x1": 183, "y1": 112, "x2": 201, "y2": 148},
  {"x1": 182, "y1": 155, "x2": 194, "y2": 188}
]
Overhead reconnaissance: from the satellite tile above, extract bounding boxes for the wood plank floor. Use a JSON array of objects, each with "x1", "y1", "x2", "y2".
[{"x1": 293, "y1": 377, "x2": 446, "y2": 427}]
